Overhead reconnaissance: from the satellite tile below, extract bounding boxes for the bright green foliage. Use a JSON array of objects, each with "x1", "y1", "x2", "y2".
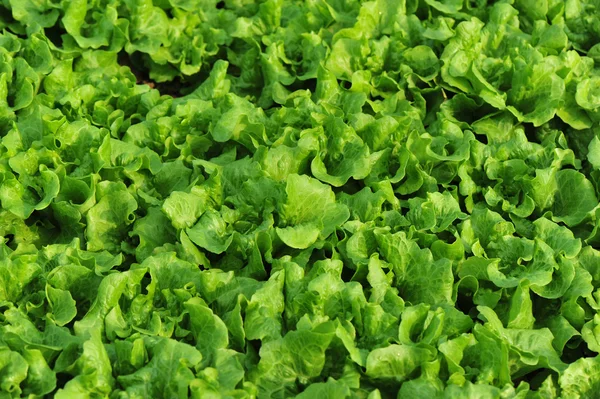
[{"x1": 2, "y1": 0, "x2": 600, "y2": 398}]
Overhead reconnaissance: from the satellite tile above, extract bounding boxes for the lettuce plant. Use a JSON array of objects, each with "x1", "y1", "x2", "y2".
[{"x1": 2, "y1": 0, "x2": 600, "y2": 398}]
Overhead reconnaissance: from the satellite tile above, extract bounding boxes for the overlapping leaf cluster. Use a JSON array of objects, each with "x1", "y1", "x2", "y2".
[{"x1": 3, "y1": 0, "x2": 600, "y2": 397}]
